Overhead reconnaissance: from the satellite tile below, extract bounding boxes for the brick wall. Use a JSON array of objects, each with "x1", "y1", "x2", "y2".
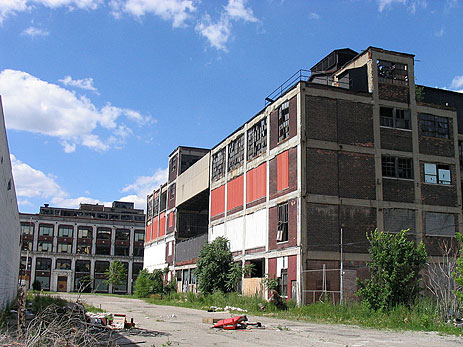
[
  {"x1": 306, "y1": 96, "x2": 337, "y2": 142},
  {"x1": 378, "y1": 83, "x2": 409, "y2": 103},
  {"x1": 339, "y1": 152, "x2": 376, "y2": 200},
  {"x1": 166, "y1": 211, "x2": 175, "y2": 234},
  {"x1": 306, "y1": 203, "x2": 339, "y2": 252},
  {"x1": 382, "y1": 179, "x2": 415, "y2": 203},
  {"x1": 168, "y1": 183, "x2": 176, "y2": 210},
  {"x1": 421, "y1": 184, "x2": 458, "y2": 206},
  {"x1": 424, "y1": 236, "x2": 457, "y2": 256},
  {"x1": 341, "y1": 205, "x2": 376, "y2": 253},
  {"x1": 168, "y1": 155, "x2": 178, "y2": 183},
  {"x1": 268, "y1": 198, "x2": 297, "y2": 250},
  {"x1": 337, "y1": 100, "x2": 374, "y2": 147},
  {"x1": 380, "y1": 127, "x2": 413, "y2": 152},
  {"x1": 306, "y1": 148, "x2": 338, "y2": 196},
  {"x1": 419, "y1": 119, "x2": 455, "y2": 157}
]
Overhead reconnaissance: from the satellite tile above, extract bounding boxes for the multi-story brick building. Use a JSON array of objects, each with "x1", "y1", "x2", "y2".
[
  {"x1": 144, "y1": 47, "x2": 463, "y2": 304},
  {"x1": 0, "y1": 97, "x2": 20, "y2": 310},
  {"x1": 19, "y1": 201, "x2": 145, "y2": 294}
]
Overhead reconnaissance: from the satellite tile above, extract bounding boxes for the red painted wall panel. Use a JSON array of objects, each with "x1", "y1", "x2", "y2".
[
  {"x1": 227, "y1": 175, "x2": 244, "y2": 211},
  {"x1": 159, "y1": 212, "x2": 166, "y2": 237},
  {"x1": 277, "y1": 151, "x2": 289, "y2": 191},
  {"x1": 246, "y1": 163, "x2": 267, "y2": 203},
  {"x1": 145, "y1": 224, "x2": 151, "y2": 243},
  {"x1": 211, "y1": 185, "x2": 225, "y2": 217},
  {"x1": 152, "y1": 216, "x2": 159, "y2": 240},
  {"x1": 168, "y1": 212, "x2": 174, "y2": 227},
  {"x1": 288, "y1": 255, "x2": 297, "y2": 299}
]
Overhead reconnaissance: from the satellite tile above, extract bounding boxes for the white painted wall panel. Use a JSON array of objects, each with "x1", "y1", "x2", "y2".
[
  {"x1": 210, "y1": 223, "x2": 225, "y2": 241},
  {"x1": 245, "y1": 209, "x2": 267, "y2": 250},
  {"x1": 143, "y1": 242, "x2": 167, "y2": 271},
  {"x1": 226, "y1": 216, "x2": 244, "y2": 252}
]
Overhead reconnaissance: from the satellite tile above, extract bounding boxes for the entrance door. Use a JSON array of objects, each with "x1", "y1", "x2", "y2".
[{"x1": 57, "y1": 276, "x2": 67, "y2": 292}]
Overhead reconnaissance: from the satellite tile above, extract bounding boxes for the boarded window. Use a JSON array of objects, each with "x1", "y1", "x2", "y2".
[
  {"x1": 424, "y1": 163, "x2": 451, "y2": 185},
  {"x1": 384, "y1": 208, "x2": 415, "y2": 234},
  {"x1": 425, "y1": 212, "x2": 455, "y2": 237},
  {"x1": 277, "y1": 151, "x2": 289, "y2": 190}
]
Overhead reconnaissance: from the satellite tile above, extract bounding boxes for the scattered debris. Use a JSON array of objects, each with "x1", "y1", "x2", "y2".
[
  {"x1": 211, "y1": 315, "x2": 264, "y2": 330},
  {"x1": 208, "y1": 305, "x2": 248, "y2": 313}
]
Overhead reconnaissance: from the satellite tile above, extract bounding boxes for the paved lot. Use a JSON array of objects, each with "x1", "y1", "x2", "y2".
[{"x1": 58, "y1": 294, "x2": 463, "y2": 347}]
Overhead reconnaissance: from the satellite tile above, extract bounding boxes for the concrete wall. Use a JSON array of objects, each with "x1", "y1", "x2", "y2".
[
  {"x1": 144, "y1": 241, "x2": 168, "y2": 271},
  {"x1": 0, "y1": 97, "x2": 20, "y2": 309},
  {"x1": 176, "y1": 153, "x2": 210, "y2": 206}
]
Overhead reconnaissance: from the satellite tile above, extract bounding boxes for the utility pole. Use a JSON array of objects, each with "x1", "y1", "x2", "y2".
[{"x1": 340, "y1": 227, "x2": 343, "y2": 305}]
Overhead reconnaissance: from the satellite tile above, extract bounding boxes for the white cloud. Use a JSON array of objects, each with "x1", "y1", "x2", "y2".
[
  {"x1": 224, "y1": 0, "x2": 257, "y2": 22},
  {"x1": 0, "y1": 0, "x2": 102, "y2": 23},
  {"x1": 110, "y1": 0, "x2": 196, "y2": 27},
  {"x1": 377, "y1": 0, "x2": 426, "y2": 13},
  {"x1": 450, "y1": 75, "x2": 463, "y2": 93},
  {"x1": 121, "y1": 168, "x2": 168, "y2": 209},
  {"x1": 308, "y1": 12, "x2": 320, "y2": 20},
  {"x1": 0, "y1": 69, "x2": 150, "y2": 152},
  {"x1": 196, "y1": 0, "x2": 259, "y2": 51},
  {"x1": 196, "y1": 14, "x2": 231, "y2": 52},
  {"x1": 59, "y1": 75, "x2": 98, "y2": 92},
  {"x1": 10, "y1": 154, "x2": 66, "y2": 199},
  {"x1": 21, "y1": 26, "x2": 49, "y2": 37}
]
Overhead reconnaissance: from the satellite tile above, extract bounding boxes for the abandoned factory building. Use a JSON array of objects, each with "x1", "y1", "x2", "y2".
[
  {"x1": 19, "y1": 201, "x2": 145, "y2": 294},
  {"x1": 0, "y1": 97, "x2": 20, "y2": 310},
  {"x1": 144, "y1": 46, "x2": 463, "y2": 304}
]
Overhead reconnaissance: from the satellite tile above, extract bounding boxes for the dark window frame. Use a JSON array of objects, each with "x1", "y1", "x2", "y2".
[
  {"x1": 228, "y1": 135, "x2": 244, "y2": 171},
  {"x1": 278, "y1": 101, "x2": 290, "y2": 142},
  {"x1": 211, "y1": 148, "x2": 226, "y2": 181},
  {"x1": 424, "y1": 163, "x2": 452, "y2": 185},
  {"x1": 276, "y1": 203, "x2": 289, "y2": 243},
  {"x1": 247, "y1": 117, "x2": 267, "y2": 160},
  {"x1": 382, "y1": 156, "x2": 413, "y2": 179},
  {"x1": 380, "y1": 106, "x2": 411, "y2": 130},
  {"x1": 377, "y1": 59, "x2": 409, "y2": 85},
  {"x1": 420, "y1": 113, "x2": 450, "y2": 139}
]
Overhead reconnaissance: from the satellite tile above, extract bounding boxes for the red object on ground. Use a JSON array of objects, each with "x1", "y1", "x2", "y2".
[{"x1": 213, "y1": 315, "x2": 248, "y2": 330}]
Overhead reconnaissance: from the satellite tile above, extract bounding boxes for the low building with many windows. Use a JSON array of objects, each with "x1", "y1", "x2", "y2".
[{"x1": 19, "y1": 201, "x2": 145, "y2": 294}]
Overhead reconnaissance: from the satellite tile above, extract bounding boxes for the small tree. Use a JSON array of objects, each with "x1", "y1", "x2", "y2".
[
  {"x1": 195, "y1": 237, "x2": 233, "y2": 294},
  {"x1": 133, "y1": 269, "x2": 164, "y2": 298},
  {"x1": 357, "y1": 229, "x2": 428, "y2": 311},
  {"x1": 105, "y1": 261, "x2": 127, "y2": 289},
  {"x1": 226, "y1": 262, "x2": 254, "y2": 292}
]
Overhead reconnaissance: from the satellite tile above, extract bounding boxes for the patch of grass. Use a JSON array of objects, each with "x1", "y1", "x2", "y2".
[
  {"x1": 140, "y1": 292, "x2": 463, "y2": 336},
  {"x1": 27, "y1": 293, "x2": 68, "y2": 313}
]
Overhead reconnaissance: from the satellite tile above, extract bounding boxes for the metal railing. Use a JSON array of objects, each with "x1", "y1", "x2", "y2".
[{"x1": 265, "y1": 69, "x2": 311, "y2": 106}]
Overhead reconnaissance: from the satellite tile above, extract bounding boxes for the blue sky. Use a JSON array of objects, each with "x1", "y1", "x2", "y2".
[{"x1": 1, "y1": 0, "x2": 463, "y2": 213}]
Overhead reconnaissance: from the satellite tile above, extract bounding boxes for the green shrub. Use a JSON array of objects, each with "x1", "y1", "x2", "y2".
[
  {"x1": 357, "y1": 229, "x2": 428, "y2": 311},
  {"x1": 134, "y1": 269, "x2": 167, "y2": 298}
]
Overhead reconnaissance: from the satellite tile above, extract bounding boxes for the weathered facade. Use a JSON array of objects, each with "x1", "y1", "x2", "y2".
[
  {"x1": 0, "y1": 97, "x2": 20, "y2": 310},
  {"x1": 19, "y1": 201, "x2": 145, "y2": 294},
  {"x1": 145, "y1": 47, "x2": 463, "y2": 304}
]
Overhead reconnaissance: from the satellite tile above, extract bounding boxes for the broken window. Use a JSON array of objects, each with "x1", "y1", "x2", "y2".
[
  {"x1": 37, "y1": 241, "x2": 52, "y2": 252},
  {"x1": 279, "y1": 269, "x2": 288, "y2": 296},
  {"x1": 56, "y1": 259, "x2": 71, "y2": 270},
  {"x1": 77, "y1": 245, "x2": 91, "y2": 254},
  {"x1": 382, "y1": 156, "x2": 413, "y2": 179},
  {"x1": 153, "y1": 194, "x2": 159, "y2": 216},
  {"x1": 75, "y1": 260, "x2": 90, "y2": 273},
  {"x1": 160, "y1": 191, "x2": 167, "y2": 211},
  {"x1": 228, "y1": 135, "x2": 244, "y2": 171},
  {"x1": 57, "y1": 243, "x2": 72, "y2": 253},
  {"x1": 169, "y1": 184, "x2": 176, "y2": 201},
  {"x1": 58, "y1": 225, "x2": 73, "y2": 238},
  {"x1": 380, "y1": 106, "x2": 411, "y2": 129},
  {"x1": 78, "y1": 226, "x2": 93, "y2": 239},
  {"x1": 115, "y1": 245, "x2": 129, "y2": 256},
  {"x1": 115, "y1": 229, "x2": 130, "y2": 241},
  {"x1": 147, "y1": 196, "x2": 153, "y2": 218},
  {"x1": 377, "y1": 60, "x2": 408, "y2": 85},
  {"x1": 420, "y1": 113, "x2": 450, "y2": 139},
  {"x1": 21, "y1": 223, "x2": 34, "y2": 236},
  {"x1": 278, "y1": 101, "x2": 290, "y2": 142},
  {"x1": 39, "y1": 224, "x2": 53, "y2": 237},
  {"x1": 170, "y1": 154, "x2": 177, "y2": 175},
  {"x1": 212, "y1": 148, "x2": 226, "y2": 181},
  {"x1": 424, "y1": 163, "x2": 451, "y2": 185},
  {"x1": 276, "y1": 203, "x2": 289, "y2": 242},
  {"x1": 96, "y1": 227, "x2": 111, "y2": 240},
  {"x1": 247, "y1": 118, "x2": 267, "y2": 160},
  {"x1": 134, "y1": 230, "x2": 145, "y2": 242}
]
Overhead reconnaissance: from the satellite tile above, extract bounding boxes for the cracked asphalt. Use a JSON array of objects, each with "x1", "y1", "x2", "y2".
[{"x1": 57, "y1": 294, "x2": 463, "y2": 347}]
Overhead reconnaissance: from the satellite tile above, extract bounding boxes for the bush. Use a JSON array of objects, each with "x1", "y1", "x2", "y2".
[
  {"x1": 195, "y1": 237, "x2": 233, "y2": 294},
  {"x1": 134, "y1": 269, "x2": 165, "y2": 298},
  {"x1": 357, "y1": 229, "x2": 428, "y2": 311}
]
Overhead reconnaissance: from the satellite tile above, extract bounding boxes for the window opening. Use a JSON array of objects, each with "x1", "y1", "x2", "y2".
[
  {"x1": 420, "y1": 114, "x2": 449, "y2": 139},
  {"x1": 380, "y1": 106, "x2": 410, "y2": 129},
  {"x1": 382, "y1": 156, "x2": 413, "y2": 179},
  {"x1": 277, "y1": 203, "x2": 289, "y2": 242},
  {"x1": 424, "y1": 163, "x2": 451, "y2": 185},
  {"x1": 247, "y1": 117, "x2": 267, "y2": 160},
  {"x1": 228, "y1": 135, "x2": 244, "y2": 171},
  {"x1": 278, "y1": 101, "x2": 290, "y2": 142},
  {"x1": 212, "y1": 148, "x2": 226, "y2": 181},
  {"x1": 377, "y1": 60, "x2": 408, "y2": 85}
]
